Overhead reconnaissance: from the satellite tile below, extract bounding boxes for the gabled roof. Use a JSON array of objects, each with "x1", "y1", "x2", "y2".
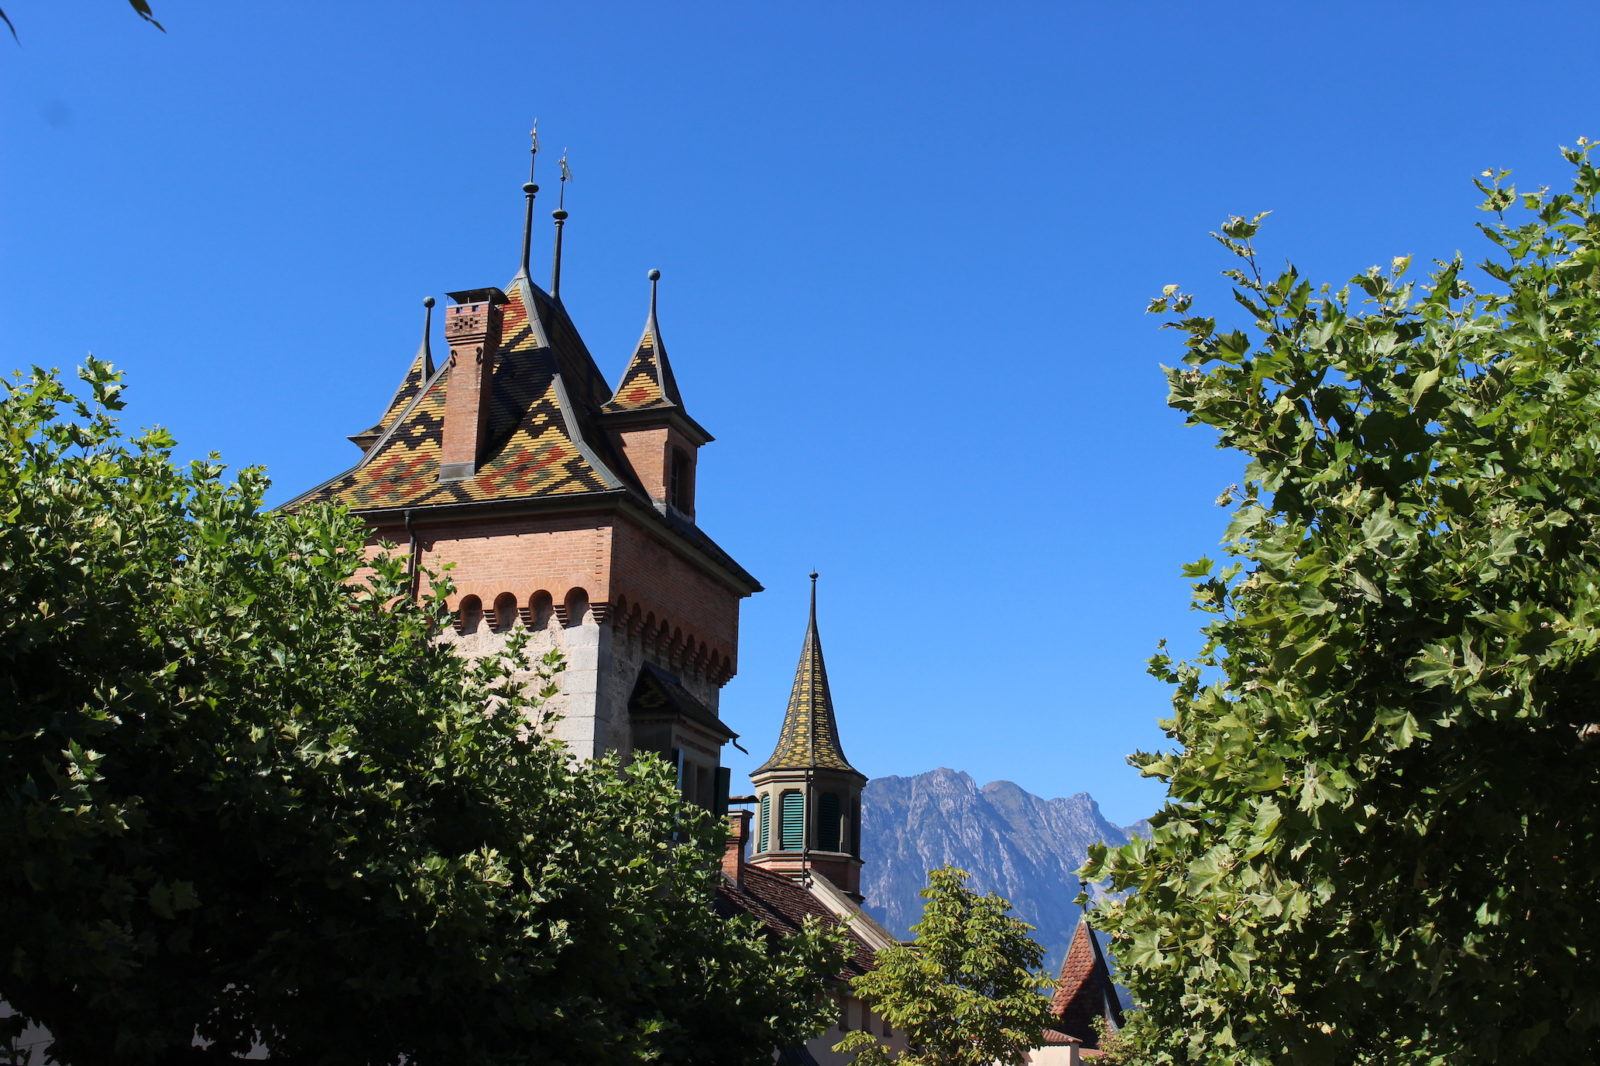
[
  {"x1": 604, "y1": 272, "x2": 683, "y2": 413},
  {"x1": 755, "y1": 575, "x2": 860, "y2": 776},
  {"x1": 1048, "y1": 919, "x2": 1124, "y2": 1048},
  {"x1": 715, "y1": 864, "x2": 876, "y2": 979},
  {"x1": 286, "y1": 274, "x2": 635, "y2": 511},
  {"x1": 628, "y1": 663, "x2": 738, "y2": 742}
]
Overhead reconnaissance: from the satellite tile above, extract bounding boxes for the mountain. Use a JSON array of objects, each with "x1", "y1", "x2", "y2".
[{"x1": 859, "y1": 768, "x2": 1147, "y2": 975}]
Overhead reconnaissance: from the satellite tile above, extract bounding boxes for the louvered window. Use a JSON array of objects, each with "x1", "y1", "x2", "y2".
[
  {"x1": 817, "y1": 792, "x2": 841, "y2": 852},
  {"x1": 758, "y1": 794, "x2": 771, "y2": 853},
  {"x1": 779, "y1": 790, "x2": 804, "y2": 851}
]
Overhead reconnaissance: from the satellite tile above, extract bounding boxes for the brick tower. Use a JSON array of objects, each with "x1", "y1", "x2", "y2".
[
  {"x1": 285, "y1": 176, "x2": 759, "y2": 808},
  {"x1": 748, "y1": 574, "x2": 867, "y2": 900}
]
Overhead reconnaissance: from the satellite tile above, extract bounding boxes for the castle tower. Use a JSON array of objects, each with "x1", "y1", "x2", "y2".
[
  {"x1": 748, "y1": 574, "x2": 867, "y2": 900},
  {"x1": 285, "y1": 172, "x2": 759, "y2": 808}
]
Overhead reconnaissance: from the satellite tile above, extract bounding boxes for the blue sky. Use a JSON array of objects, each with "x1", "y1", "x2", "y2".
[{"x1": 3, "y1": 0, "x2": 1596, "y2": 825}]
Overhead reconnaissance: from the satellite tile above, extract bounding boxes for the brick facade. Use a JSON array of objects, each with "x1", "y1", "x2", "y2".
[{"x1": 287, "y1": 259, "x2": 759, "y2": 774}]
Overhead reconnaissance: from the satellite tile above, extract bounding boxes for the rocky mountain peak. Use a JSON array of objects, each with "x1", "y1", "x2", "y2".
[{"x1": 860, "y1": 769, "x2": 1146, "y2": 975}]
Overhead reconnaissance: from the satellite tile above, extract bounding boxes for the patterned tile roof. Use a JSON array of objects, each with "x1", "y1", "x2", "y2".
[
  {"x1": 715, "y1": 864, "x2": 876, "y2": 979},
  {"x1": 755, "y1": 575, "x2": 858, "y2": 775},
  {"x1": 287, "y1": 275, "x2": 634, "y2": 512},
  {"x1": 603, "y1": 275, "x2": 683, "y2": 413},
  {"x1": 1048, "y1": 920, "x2": 1124, "y2": 1048}
]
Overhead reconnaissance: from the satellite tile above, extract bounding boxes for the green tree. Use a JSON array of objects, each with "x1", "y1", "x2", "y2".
[
  {"x1": 836, "y1": 866, "x2": 1052, "y2": 1066},
  {"x1": 0, "y1": 360, "x2": 845, "y2": 1066},
  {"x1": 1084, "y1": 143, "x2": 1600, "y2": 1064}
]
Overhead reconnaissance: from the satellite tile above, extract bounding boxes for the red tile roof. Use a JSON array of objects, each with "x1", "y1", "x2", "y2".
[
  {"x1": 1048, "y1": 920, "x2": 1124, "y2": 1049},
  {"x1": 715, "y1": 864, "x2": 876, "y2": 979}
]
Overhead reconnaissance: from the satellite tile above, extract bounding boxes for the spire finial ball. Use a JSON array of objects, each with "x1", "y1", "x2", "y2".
[
  {"x1": 810, "y1": 571, "x2": 819, "y2": 581},
  {"x1": 523, "y1": 182, "x2": 538, "y2": 194},
  {"x1": 422, "y1": 296, "x2": 435, "y2": 308},
  {"x1": 648, "y1": 268, "x2": 661, "y2": 282}
]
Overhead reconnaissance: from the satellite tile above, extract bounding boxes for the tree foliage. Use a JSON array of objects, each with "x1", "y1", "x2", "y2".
[
  {"x1": 1084, "y1": 144, "x2": 1600, "y2": 1064},
  {"x1": 836, "y1": 866, "x2": 1051, "y2": 1066},
  {"x1": 0, "y1": 361, "x2": 845, "y2": 1066}
]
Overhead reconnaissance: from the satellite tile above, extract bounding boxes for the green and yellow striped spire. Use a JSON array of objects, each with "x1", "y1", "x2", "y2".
[{"x1": 757, "y1": 573, "x2": 857, "y2": 773}]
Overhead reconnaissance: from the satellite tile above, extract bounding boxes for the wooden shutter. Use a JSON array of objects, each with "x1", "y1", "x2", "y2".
[
  {"x1": 817, "y1": 792, "x2": 841, "y2": 852},
  {"x1": 779, "y1": 790, "x2": 804, "y2": 851},
  {"x1": 758, "y1": 794, "x2": 770, "y2": 853}
]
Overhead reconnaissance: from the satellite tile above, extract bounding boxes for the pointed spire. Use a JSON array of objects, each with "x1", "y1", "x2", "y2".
[
  {"x1": 756, "y1": 573, "x2": 858, "y2": 774},
  {"x1": 603, "y1": 268, "x2": 686, "y2": 411}
]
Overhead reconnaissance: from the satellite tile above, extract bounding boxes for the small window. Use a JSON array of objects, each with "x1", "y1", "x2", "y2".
[
  {"x1": 779, "y1": 790, "x2": 804, "y2": 851},
  {"x1": 817, "y1": 792, "x2": 842, "y2": 852},
  {"x1": 758, "y1": 794, "x2": 771, "y2": 853},
  {"x1": 668, "y1": 447, "x2": 692, "y2": 513}
]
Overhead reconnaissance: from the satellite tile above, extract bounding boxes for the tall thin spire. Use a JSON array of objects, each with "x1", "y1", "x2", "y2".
[
  {"x1": 550, "y1": 149, "x2": 570, "y2": 299},
  {"x1": 519, "y1": 121, "x2": 540, "y2": 278},
  {"x1": 756, "y1": 572, "x2": 857, "y2": 774}
]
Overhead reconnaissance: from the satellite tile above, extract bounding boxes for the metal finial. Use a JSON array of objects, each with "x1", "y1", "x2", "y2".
[
  {"x1": 528, "y1": 120, "x2": 539, "y2": 180},
  {"x1": 550, "y1": 209, "x2": 568, "y2": 300},
  {"x1": 558, "y1": 149, "x2": 572, "y2": 210},
  {"x1": 647, "y1": 269, "x2": 661, "y2": 320},
  {"x1": 419, "y1": 297, "x2": 436, "y2": 376},
  {"x1": 519, "y1": 179, "x2": 539, "y2": 279},
  {"x1": 808, "y1": 572, "x2": 819, "y2": 626}
]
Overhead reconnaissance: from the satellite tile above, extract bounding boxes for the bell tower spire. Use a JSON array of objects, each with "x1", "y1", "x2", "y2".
[{"x1": 748, "y1": 573, "x2": 867, "y2": 900}]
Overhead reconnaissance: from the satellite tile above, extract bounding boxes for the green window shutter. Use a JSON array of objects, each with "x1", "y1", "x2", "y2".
[
  {"x1": 817, "y1": 792, "x2": 841, "y2": 852},
  {"x1": 780, "y1": 791, "x2": 804, "y2": 851},
  {"x1": 714, "y1": 766, "x2": 730, "y2": 813},
  {"x1": 758, "y1": 794, "x2": 771, "y2": 853}
]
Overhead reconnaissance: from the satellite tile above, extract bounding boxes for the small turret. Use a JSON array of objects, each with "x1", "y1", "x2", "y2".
[
  {"x1": 748, "y1": 573, "x2": 867, "y2": 900},
  {"x1": 601, "y1": 270, "x2": 713, "y2": 519}
]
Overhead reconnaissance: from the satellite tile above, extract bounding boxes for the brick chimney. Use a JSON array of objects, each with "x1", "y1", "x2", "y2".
[
  {"x1": 439, "y1": 288, "x2": 506, "y2": 482},
  {"x1": 724, "y1": 809, "x2": 751, "y2": 886}
]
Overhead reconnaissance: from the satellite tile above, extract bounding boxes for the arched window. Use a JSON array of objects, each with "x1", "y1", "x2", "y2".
[
  {"x1": 817, "y1": 791, "x2": 841, "y2": 852},
  {"x1": 779, "y1": 790, "x2": 804, "y2": 852},
  {"x1": 757, "y1": 794, "x2": 771, "y2": 853}
]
